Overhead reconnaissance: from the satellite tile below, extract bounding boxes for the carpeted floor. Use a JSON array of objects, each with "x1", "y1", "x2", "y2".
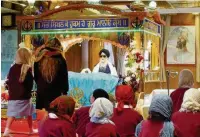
[{"x1": 1, "y1": 110, "x2": 46, "y2": 137}]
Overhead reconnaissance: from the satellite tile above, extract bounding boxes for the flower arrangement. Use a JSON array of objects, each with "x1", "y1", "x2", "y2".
[{"x1": 123, "y1": 47, "x2": 144, "y2": 92}]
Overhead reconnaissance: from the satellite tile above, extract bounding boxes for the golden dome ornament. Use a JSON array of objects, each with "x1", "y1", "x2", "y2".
[{"x1": 23, "y1": 5, "x2": 39, "y2": 15}]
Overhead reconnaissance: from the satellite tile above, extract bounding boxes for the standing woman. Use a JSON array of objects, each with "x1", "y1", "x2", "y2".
[
  {"x1": 3, "y1": 48, "x2": 36, "y2": 136},
  {"x1": 170, "y1": 69, "x2": 194, "y2": 113},
  {"x1": 34, "y1": 37, "x2": 69, "y2": 110}
]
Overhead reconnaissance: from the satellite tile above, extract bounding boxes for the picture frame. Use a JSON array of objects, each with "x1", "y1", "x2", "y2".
[{"x1": 166, "y1": 26, "x2": 196, "y2": 65}]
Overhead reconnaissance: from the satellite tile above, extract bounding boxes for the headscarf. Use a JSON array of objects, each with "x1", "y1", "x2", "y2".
[
  {"x1": 15, "y1": 48, "x2": 32, "y2": 83},
  {"x1": 99, "y1": 49, "x2": 110, "y2": 58},
  {"x1": 180, "y1": 88, "x2": 200, "y2": 112},
  {"x1": 49, "y1": 95, "x2": 75, "y2": 120},
  {"x1": 178, "y1": 69, "x2": 194, "y2": 88},
  {"x1": 115, "y1": 85, "x2": 134, "y2": 112},
  {"x1": 93, "y1": 89, "x2": 109, "y2": 100},
  {"x1": 89, "y1": 98, "x2": 114, "y2": 125},
  {"x1": 148, "y1": 94, "x2": 174, "y2": 137},
  {"x1": 35, "y1": 37, "x2": 63, "y2": 62}
]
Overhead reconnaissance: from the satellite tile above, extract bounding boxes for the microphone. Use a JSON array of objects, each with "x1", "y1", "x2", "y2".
[{"x1": 166, "y1": 70, "x2": 178, "y2": 75}]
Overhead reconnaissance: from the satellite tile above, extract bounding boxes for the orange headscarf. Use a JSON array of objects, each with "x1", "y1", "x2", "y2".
[
  {"x1": 50, "y1": 95, "x2": 75, "y2": 120},
  {"x1": 116, "y1": 85, "x2": 135, "y2": 112}
]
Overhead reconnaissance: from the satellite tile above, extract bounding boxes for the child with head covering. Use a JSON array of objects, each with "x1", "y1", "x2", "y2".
[
  {"x1": 135, "y1": 94, "x2": 182, "y2": 137},
  {"x1": 85, "y1": 98, "x2": 119, "y2": 137},
  {"x1": 39, "y1": 95, "x2": 76, "y2": 137},
  {"x1": 170, "y1": 69, "x2": 194, "y2": 113},
  {"x1": 93, "y1": 49, "x2": 118, "y2": 76},
  {"x1": 172, "y1": 88, "x2": 200, "y2": 137},
  {"x1": 111, "y1": 85, "x2": 143, "y2": 137},
  {"x1": 34, "y1": 37, "x2": 69, "y2": 110},
  {"x1": 72, "y1": 89, "x2": 109, "y2": 137},
  {"x1": 3, "y1": 48, "x2": 37, "y2": 136}
]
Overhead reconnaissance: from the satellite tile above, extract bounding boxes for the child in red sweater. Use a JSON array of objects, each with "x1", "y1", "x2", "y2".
[
  {"x1": 3, "y1": 48, "x2": 37, "y2": 136},
  {"x1": 135, "y1": 94, "x2": 182, "y2": 137},
  {"x1": 72, "y1": 89, "x2": 109, "y2": 137},
  {"x1": 85, "y1": 98, "x2": 119, "y2": 137},
  {"x1": 39, "y1": 95, "x2": 76, "y2": 137},
  {"x1": 172, "y1": 88, "x2": 200, "y2": 137},
  {"x1": 111, "y1": 85, "x2": 143, "y2": 137}
]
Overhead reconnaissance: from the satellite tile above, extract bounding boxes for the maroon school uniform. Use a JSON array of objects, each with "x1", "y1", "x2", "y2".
[
  {"x1": 72, "y1": 106, "x2": 90, "y2": 137},
  {"x1": 137, "y1": 120, "x2": 182, "y2": 137},
  {"x1": 170, "y1": 88, "x2": 189, "y2": 113},
  {"x1": 85, "y1": 122, "x2": 118, "y2": 137},
  {"x1": 39, "y1": 117, "x2": 76, "y2": 137},
  {"x1": 6, "y1": 64, "x2": 33, "y2": 100},
  {"x1": 172, "y1": 111, "x2": 200, "y2": 137},
  {"x1": 111, "y1": 108, "x2": 143, "y2": 137}
]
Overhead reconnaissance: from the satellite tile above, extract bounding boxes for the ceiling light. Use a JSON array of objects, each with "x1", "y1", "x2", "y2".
[
  {"x1": 27, "y1": 0, "x2": 35, "y2": 6},
  {"x1": 149, "y1": 1, "x2": 157, "y2": 9},
  {"x1": 55, "y1": 5, "x2": 60, "y2": 9}
]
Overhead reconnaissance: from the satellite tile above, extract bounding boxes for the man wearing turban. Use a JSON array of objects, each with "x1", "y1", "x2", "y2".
[{"x1": 92, "y1": 49, "x2": 118, "y2": 77}]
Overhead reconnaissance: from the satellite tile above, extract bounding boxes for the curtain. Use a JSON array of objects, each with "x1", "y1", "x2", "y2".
[
  {"x1": 160, "y1": 15, "x2": 171, "y2": 82},
  {"x1": 104, "y1": 42, "x2": 115, "y2": 65},
  {"x1": 116, "y1": 48, "x2": 126, "y2": 76},
  {"x1": 195, "y1": 14, "x2": 200, "y2": 82}
]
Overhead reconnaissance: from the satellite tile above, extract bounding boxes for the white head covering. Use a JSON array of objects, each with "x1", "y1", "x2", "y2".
[
  {"x1": 89, "y1": 98, "x2": 114, "y2": 125},
  {"x1": 180, "y1": 88, "x2": 200, "y2": 112}
]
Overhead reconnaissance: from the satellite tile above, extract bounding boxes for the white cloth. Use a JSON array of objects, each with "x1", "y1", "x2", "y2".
[
  {"x1": 104, "y1": 42, "x2": 115, "y2": 65},
  {"x1": 81, "y1": 68, "x2": 91, "y2": 74},
  {"x1": 49, "y1": 113, "x2": 58, "y2": 119},
  {"x1": 180, "y1": 88, "x2": 200, "y2": 112},
  {"x1": 92, "y1": 61, "x2": 118, "y2": 77},
  {"x1": 89, "y1": 98, "x2": 114, "y2": 125}
]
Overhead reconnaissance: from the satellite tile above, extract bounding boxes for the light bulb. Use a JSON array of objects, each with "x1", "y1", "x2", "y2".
[{"x1": 149, "y1": 1, "x2": 157, "y2": 9}]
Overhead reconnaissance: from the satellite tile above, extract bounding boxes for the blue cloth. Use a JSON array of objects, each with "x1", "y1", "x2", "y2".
[{"x1": 68, "y1": 72, "x2": 119, "y2": 106}]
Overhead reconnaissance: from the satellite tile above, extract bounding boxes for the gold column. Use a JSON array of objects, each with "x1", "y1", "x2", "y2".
[
  {"x1": 195, "y1": 14, "x2": 200, "y2": 82},
  {"x1": 24, "y1": 35, "x2": 32, "y2": 49}
]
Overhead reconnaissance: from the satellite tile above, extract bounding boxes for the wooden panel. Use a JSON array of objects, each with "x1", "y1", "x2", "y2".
[
  {"x1": 145, "y1": 13, "x2": 200, "y2": 94},
  {"x1": 145, "y1": 66, "x2": 200, "y2": 94},
  {"x1": 88, "y1": 40, "x2": 103, "y2": 71},
  {"x1": 171, "y1": 13, "x2": 195, "y2": 25},
  {"x1": 65, "y1": 44, "x2": 82, "y2": 72}
]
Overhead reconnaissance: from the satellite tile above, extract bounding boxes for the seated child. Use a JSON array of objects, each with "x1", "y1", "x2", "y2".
[
  {"x1": 85, "y1": 98, "x2": 119, "y2": 137},
  {"x1": 111, "y1": 85, "x2": 143, "y2": 137},
  {"x1": 172, "y1": 88, "x2": 200, "y2": 137},
  {"x1": 135, "y1": 94, "x2": 182, "y2": 137},
  {"x1": 72, "y1": 89, "x2": 109, "y2": 137},
  {"x1": 39, "y1": 95, "x2": 76, "y2": 137}
]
